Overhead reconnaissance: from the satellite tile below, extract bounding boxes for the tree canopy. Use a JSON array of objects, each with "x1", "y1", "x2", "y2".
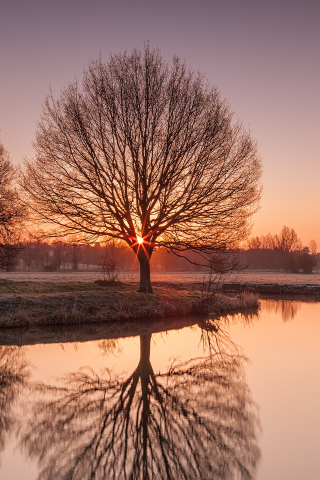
[
  {"x1": 21, "y1": 45, "x2": 262, "y2": 291},
  {"x1": 0, "y1": 141, "x2": 26, "y2": 270},
  {"x1": 0, "y1": 141, "x2": 24, "y2": 232}
]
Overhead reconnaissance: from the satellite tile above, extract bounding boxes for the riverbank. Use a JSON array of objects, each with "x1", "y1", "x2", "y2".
[
  {"x1": 0, "y1": 279, "x2": 259, "y2": 328},
  {"x1": 222, "y1": 282, "x2": 320, "y2": 296}
]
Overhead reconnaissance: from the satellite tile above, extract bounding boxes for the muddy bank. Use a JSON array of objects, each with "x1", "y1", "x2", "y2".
[
  {"x1": 152, "y1": 280, "x2": 320, "y2": 297},
  {"x1": 221, "y1": 282, "x2": 320, "y2": 296}
]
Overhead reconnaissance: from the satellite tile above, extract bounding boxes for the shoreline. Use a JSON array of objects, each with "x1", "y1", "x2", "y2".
[
  {"x1": 222, "y1": 282, "x2": 320, "y2": 296},
  {"x1": 0, "y1": 280, "x2": 259, "y2": 329},
  {"x1": 1, "y1": 277, "x2": 319, "y2": 331},
  {"x1": 0, "y1": 314, "x2": 203, "y2": 347}
]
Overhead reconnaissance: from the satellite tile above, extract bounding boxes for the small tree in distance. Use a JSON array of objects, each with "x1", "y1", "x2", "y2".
[
  {"x1": 309, "y1": 239, "x2": 317, "y2": 256},
  {"x1": 99, "y1": 241, "x2": 121, "y2": 282},
  {"x1": 21, "y1": 45, "x2": 262, "y2": 292}
]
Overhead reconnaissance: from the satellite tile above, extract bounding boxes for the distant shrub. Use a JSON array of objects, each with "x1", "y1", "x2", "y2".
[
  {"x1": 98, "y1": 242, "x2": 121, "y2": 281},
  {"x1": 299, "y1": 250, "x2": 317, "y2": 274}
]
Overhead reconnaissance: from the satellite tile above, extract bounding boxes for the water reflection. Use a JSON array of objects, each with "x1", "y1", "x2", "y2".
[
  {"x1": 262, "y1": 299, "x2": 302, "y2": 321},
  {"x1": 0, "y1": 346, "x2": 30, "y2": 461},
  {"x1": 20, "y1": 322, "x2": 261, "y2": 480}
]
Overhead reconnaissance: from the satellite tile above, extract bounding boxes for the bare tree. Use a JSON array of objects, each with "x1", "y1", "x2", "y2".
[
  {"x1": 309, "y1": 239, "x2": 317, "y2": 256},
  {"x1": 52, "y1": 240, "x2": 67, "y2": 272},
  {"x1": 20, "y1": 231, "x2": 40, "y2": 271},
  {"x1": 0, "y1": 229, "x2": 24, "y2": 271},
  {"x1": 0, "y1": 141, "x2": 26, "y2": 270},
  {"x1": 200, "y1": 249, "x2": 244, "y2": 296},
  {"x1": 68, "y1": 235, "x2": 83, "y2": 271},
  {"x1": 21, "y1": 45, "x2": 262, "y2": 292},
  {"x1": 0, "y1": 141, "x2": 25, "y2": 231},
  {"x1": 274, "y1": 226, "x2": 301, "y2": 253},
  {"x1": 33, "y1": 235, "x2": 50, "y2": 271},
  {"x1": 98, "y1": 240, "x2": 121, "y2": 281}
]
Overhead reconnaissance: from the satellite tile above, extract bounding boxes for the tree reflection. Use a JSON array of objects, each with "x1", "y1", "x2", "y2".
[
  {"x1": 263, "y1": 299, "x2": 301, "y2": 321},
  {"x1": 0, "y1": 346, "x2": 29, "y2": 462},
  {"x1": 21, "y1": 327, "x2": 260, "y2": 480}
]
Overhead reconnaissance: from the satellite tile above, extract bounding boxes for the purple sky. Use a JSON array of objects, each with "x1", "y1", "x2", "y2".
[{"x1": 1, "y1": 0, "x2": 319, "y2": 246}]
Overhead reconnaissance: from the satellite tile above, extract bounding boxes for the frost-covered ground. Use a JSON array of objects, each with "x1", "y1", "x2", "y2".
[{"x1": 0, "y1": 270, "x2": 320, "y2": 285}]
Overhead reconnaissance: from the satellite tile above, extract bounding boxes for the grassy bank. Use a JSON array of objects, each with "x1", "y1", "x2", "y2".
[{"x1": 0, "y1": 279, "x2": 259, "y2": 328}]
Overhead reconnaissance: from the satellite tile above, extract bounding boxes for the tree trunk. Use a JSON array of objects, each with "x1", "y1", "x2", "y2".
[
  {"x1": 139, "y1": 334, "x2": 151, "y2": 474},
  {"x1": 140, "y1": 334, "x2": 151, "y2": 364},
  {"x1": 138, "y1": 334, "x2": 152, "y2": 476},
  {"x1": 137, "y1": 246, "x2": 153, "y2": 293}
]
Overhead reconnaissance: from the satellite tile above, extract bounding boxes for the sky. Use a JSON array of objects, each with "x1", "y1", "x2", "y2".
[{"x1": 0, "y1": 0, "x2": 319, "y2": 246}]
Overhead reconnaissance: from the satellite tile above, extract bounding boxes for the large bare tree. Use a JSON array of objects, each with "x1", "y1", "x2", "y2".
[{"x1": 21, "y1": 45, "x2": 262, "y2": 291}]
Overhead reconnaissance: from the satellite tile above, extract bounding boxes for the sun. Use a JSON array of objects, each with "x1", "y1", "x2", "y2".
[{"x1": 137, "y1": 235, "x2": 144, "y2": 245}]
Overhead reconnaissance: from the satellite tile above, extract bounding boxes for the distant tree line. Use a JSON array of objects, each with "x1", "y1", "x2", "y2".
[
  {"x1": 0, "y1": 233, "x2": 210, "y2": 274},
  {"x1": 243, "y1": 226, "x2": 318, "y2": 273},
  {"x1": 1, "y1": 227, "x2": 318, "y2": 275}
]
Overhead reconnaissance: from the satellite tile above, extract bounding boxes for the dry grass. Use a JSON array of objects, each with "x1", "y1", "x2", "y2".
[
  {"x1": 213, "y1": 292, "x2": 259, "y2": 312},
  {"x1": 191, "y1": 291, "x2": 260, "y2": 315},
  {"x1": 0, "y1": 278, "x2": 128, "y2": 295},
  {"x1": 0, "y1": 280, "x2": 199, "y2": 328},
  {"x1": 238, "y1": 291, "x2": 260, "y2": 308},
  {"x1": 0, "y1": 280, "x2": 259, "y2": 328}
]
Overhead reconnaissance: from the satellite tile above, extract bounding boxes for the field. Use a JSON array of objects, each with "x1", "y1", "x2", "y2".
[
  {"x1": 0, "y1": 270, "x2": 318, "y2": 329},
  {"x1": 0, "y1": 270, "x2": 319, "y2": 285}
]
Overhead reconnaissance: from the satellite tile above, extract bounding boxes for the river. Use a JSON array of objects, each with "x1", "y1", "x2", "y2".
[{"x1": 0, "y1": 298, "x2": 319, "y2": 479}]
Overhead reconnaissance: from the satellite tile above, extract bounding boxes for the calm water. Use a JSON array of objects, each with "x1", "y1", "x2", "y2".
[{"x1": 0, "y1": 299, "x2": 319, "y2": 479}]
